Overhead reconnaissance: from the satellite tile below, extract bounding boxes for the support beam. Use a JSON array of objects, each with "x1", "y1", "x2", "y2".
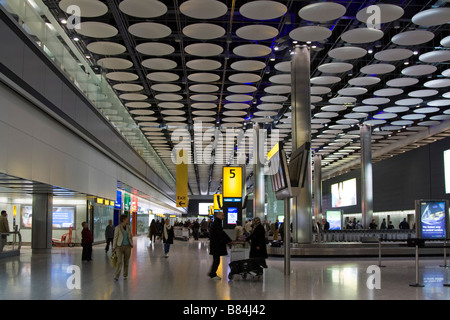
[
  {"x1": 290, "y1": 45, "x2": 312, "y2": 243},
  {"x1": 253, "y1": 123, "x2": 265, "y2": 221},
  {"x1": 322, "y1": 119, "x2": 450, "y2": 180},
  {"x1": 360, "y1": 124, "x2": 373, "y2": 228},
  {"x1": 31, "y1": 193, "x2": 53, "y2": 250},
  {"x1": 313, "y1": 154, "x2": 322, "y2": 223}
]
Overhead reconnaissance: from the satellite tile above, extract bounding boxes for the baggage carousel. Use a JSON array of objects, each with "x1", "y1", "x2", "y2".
[{"x1": 267, "y1": 242, "x2": 447, "y2": 257}]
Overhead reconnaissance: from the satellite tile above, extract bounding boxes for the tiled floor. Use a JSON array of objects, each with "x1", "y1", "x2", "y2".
[{"x1": 1, "y1": 236, "x2": 449, "y2": 300}]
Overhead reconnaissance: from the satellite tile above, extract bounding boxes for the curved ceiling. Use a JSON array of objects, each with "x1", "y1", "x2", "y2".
[{"x1": 45, "y1": 0, "x2": 450, "y2": 195}]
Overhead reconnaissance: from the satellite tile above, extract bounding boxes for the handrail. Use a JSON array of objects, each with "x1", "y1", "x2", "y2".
[{"x1": 0, "y1": 231, "x2": 22, "y2": 253}]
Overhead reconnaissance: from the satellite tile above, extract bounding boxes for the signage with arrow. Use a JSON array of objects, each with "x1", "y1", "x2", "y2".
[{"x1": 176, "y1": 148, "x2": 189, "y2": 208}]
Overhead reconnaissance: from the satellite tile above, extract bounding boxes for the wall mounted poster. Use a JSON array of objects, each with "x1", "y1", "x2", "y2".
[
  {"x1": 21, "y1": 206, "x2": 75, "y2": 229},
  {"x1": 331, "y1": 178, "x2": 357, "y2": 208}
]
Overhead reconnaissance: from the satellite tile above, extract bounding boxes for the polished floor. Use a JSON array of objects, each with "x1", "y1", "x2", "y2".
[{"x1": 1, "y1": 236, "x2": 450, "y2": 300}]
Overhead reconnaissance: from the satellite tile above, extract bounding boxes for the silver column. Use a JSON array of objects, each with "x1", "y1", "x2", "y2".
[
  {"x1": 360, "y1": 124, "x2": 374, "y2": 228},
  {"x1": 313, "y1": 154, "x2": 323, "y2": 223},
  {"x1": 291, "y1": 45, "x2": 312, "y2": 243},
  {"x1": 32, "y1": 193, "x2": 53, "y2": 250},
  {"x1": 284, "y1": 198, "x2": 291, "y2": 275},
  {"x1": 253, "y1": 123, "x2": 265, "y2": 220}
]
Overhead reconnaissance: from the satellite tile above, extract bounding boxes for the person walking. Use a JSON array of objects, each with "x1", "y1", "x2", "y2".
[
  {"x1": 162, "y1": 218, "x2": 174, "y2": 258},
  {"x1": 387, "y1": 221, "x2": 395, "y2": 230},
  {"x1": 148, "y1": 219, "x2": 158, "y2": 242},
  {"x1": 0, "y1": 210, "x2": 9, "y2": 233},
  {"x1": 278, "y1": 221, "x2": 284, "y2": 243},
  {"x1": 244, "y1": 220, "x2": 253, "y2": 236},
  {"x1": 113, "y1": 215, "x2": 133, "y2": 281},
  {"x1": 323, "y1": 219, "x2": 330, "y2": 231},
  {"x1": 105, "y1": 220, "x2": 115, "y2": 253},
  {"x1": 369, "y1": 219, "x2": 377, "y2": 230},
  {"x1": 158, "y1": 218, "x2": 165, "y2": 242},
  {"x1": 234, "y1": 220, "x2": 245, "y2": 241},
  {"x1": 0, "y1": 211, "x2": 10, "y2": 252},
  {"x1": 247, "y1": 217, "x2": 268, "y2": 267},
  {"x1": 208, "y1": 212, "x2": 232, "y2": 280},
  {"x1": 270, "y1": 220, "x2": 278, "y2": 241},
  {"x1": 200, "y1": 218, "x2": 208, "y2": 237},
  {"x1": 193, "y1": 219, "x2": 200, "y2": 240},
  {"x1": 380, "y1": 218, "x2": 387, "y2": 230},
  {"x1": 81, "y1": 221, "x2": 93, "y2": 262},
  {"x1": 399, "y1": 218, "x2": 410, "y2": 230}
]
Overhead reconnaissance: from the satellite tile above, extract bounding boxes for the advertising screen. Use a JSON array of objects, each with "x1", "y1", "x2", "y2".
[
  {"x1": 331, "y1": 178, "x2": 357, "y2": 208},
  {"x1": 198, "y1": 202, "x2": 214, "y2": 216},
  {"x1": 326, "y1": 210, "x2": 342, "y2": 230},
  {"x1": 227, "y1": 207, "x2": 238, "y2": 225},
  {"x1": 21, "y1": 206, "x2": 75, "y2": 228},
  {"x1": 419, "y1": 201, "x2": 447, "y2": 239},
  {"x1": 445, "y1": 150, "x2": 450, "y2": 194}
]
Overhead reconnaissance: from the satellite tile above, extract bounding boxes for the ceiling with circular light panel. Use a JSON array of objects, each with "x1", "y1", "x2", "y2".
[{"x1": 42, "y1": 0, "x2": 450, "y2": 195}]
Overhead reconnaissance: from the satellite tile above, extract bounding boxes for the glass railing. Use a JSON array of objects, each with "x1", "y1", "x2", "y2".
[{"x1": 2, "y1": 0, "x2": 175, "y2": 190}]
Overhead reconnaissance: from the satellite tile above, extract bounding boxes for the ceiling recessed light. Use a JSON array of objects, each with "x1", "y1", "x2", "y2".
[
  {"x1": 73, "y1": 37, "x2": 79, "y2": 41},
  {"x1": 60, "y1": 19, "x2": 67, "y2": 24},
  {"x1": 368, "y1": 49, "x2": 373, "y2": 54}
]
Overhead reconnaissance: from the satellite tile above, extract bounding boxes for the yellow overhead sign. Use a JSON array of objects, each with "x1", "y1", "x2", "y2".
[
  {"x1": 267, "y1": 142, "x2": 279, "y2": 161},
  {"x1": 223, "y1": 166, "x2": 243, "y2": 199},
  {"x1": 214, "y1": 194, "x2": 223, "y2": 211},
  {"x1": 176, "y1": 149, "x2": 189, "y2": 207}
]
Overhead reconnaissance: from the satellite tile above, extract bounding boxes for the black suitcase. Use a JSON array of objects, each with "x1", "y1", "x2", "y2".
[
  {"x1": 270, "y1": 240, "x2": 283, "y2": 247},
  {"x1": 228, "y1": 258, "x2": 267, "y2": 280}
]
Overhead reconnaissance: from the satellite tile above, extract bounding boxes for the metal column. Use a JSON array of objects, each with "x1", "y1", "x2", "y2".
[
  {"x1": 284, "y1": 198, "x2": 291, "y2": 276},
  {"x1": 290, "y1": 45, "x2": 312, "y2": 243},
  {"x1": 313, "y1": 154, "x2": 322, "y2": 223},
  {"x1": 253, "y1": 123, "x2": 265, "y2": 221},
  {"x1": 360, "y1": 124, "x2": 374, "y2": 229},
  {"x1": 31, "y1": 193, "x2": 53, "y2": 250}
]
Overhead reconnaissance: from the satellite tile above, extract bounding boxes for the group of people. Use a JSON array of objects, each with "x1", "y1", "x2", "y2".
[
  {"x1": 208, "y1": 212, "x2": 268, "y2": 280},
  {"x1": 79, "y1": 212, "x2": 271, "y2": 282},
  {"x1": 147, "y1": 218, "x2": 175, "y2": 256}
]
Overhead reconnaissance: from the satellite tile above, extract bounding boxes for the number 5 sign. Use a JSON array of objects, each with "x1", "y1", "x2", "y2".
[{"x1": 223, "y1": 166, "x2": 243, "y2": 199}]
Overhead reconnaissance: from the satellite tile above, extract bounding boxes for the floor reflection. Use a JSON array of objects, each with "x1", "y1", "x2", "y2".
[{"x1": 1, "y1": 238, "x2": 450, "y2": 300}]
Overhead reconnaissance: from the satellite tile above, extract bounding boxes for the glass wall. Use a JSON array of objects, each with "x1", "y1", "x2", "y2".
[{"x1": 92, "y1": 203, "x2": 114, "y2": 243}]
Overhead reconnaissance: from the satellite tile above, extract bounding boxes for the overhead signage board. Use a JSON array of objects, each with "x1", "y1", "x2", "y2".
[
  {"x1": 223, "y1": 166, "x2": 243, "y2": 200},
  {"x1": 214, "y1": 194, "x2": 223, "y2": 211}
]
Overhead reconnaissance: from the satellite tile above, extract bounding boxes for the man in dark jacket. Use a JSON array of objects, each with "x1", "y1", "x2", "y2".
[
  {"x1": 399, "y1": 218, "x2": 410, "y2": 230},
  {"x1": 193, "y1": 219, "x2": 200, "y2": 240},
  {"x1": 105, "y1": 220, "x2": 115, "y2": 253},
  {"x1": 208, "y1": 211, "x2": 232, "y2": 280}
]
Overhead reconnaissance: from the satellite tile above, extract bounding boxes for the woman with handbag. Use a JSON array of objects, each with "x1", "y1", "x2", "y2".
[
  {"x1": 162, "y1": 218, "x2": 174, "y2": 258},
  {"x1": 113, "y1": 214, "x2": 133, "y2": 281}
]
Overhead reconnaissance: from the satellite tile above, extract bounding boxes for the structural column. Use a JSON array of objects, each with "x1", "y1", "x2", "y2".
[
  {"x1": 290, "y1": 45, "x2": 312, "y2": 243},
  {"x1": 32, "y1": 193, "x2": 53, "y2": 250},
  {"x1": 253, "y1": 123, "x2": 265, "y2": 221},
  {"x1": 360, "y1": 124, "x2": 374, "y2": 228},
  {"x1": 313, "y1": 154, "x2": 322, "y2": 223}
]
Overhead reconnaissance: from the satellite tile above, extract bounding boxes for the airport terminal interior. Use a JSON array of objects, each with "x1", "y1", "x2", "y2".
[{"x1": 0, "y1": 0, "x2": 450, "y2": 300}]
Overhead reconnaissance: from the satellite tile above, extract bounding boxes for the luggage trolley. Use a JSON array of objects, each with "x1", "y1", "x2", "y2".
[
  {"x1": 228, "y1": 241, "x2": 266, "y2": 280},
  {"x1": 174, "y1": 226, "x2": 189, "y2": 241}
]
